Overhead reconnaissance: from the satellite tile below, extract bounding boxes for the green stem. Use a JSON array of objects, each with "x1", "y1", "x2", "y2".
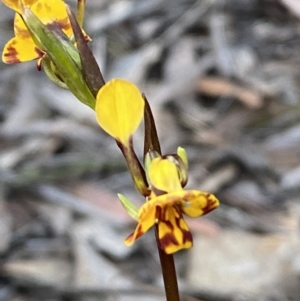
[
  {"x1": 155, "y1": 225, "x2": 180, "y2": 301},
  {"x1": 117, "y1": 139, "x2": 150, "y2": 197}
]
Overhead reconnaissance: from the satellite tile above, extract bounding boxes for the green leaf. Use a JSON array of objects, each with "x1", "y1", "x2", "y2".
[{"x1": 117, "y1": 194, "x2": 139, "y2": 221}]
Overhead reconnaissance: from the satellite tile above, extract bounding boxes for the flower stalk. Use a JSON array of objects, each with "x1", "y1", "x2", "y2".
[{"x1": 156, "y1": 229, "x2": 180, "y2": 301}]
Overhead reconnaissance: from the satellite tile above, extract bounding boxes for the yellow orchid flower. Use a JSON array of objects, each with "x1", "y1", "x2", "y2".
[
  {"x1": 124, "y1": 157, "x2": 219, "y2": 254},
  {"x1": 2, "y1": 0, "x2": 85, "y2": 67},
  {"x1": 95, "y1": 79, "x2": 145, "y2": 146}
]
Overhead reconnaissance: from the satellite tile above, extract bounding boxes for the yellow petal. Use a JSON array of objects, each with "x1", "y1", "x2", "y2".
[
  {"x1": 124, "y1": 191, "x2": 192, "y2": 247},
  {"x1": 12, "y1": 0, "x2": 72, "y2": 38},
  {"x1": 2, "y1": 0, "x2": 37, "y2": 13},
  {"x1": 180, "y1": 191, "x2": 219, "y2": 217},
  {"x1": 146, "y1": 190, "x2": 219, "y2": 218},
  {"x1": 124, "y1": 200, "x2": 157, "y2": 246},
  {"x1": 158, "y1": 206, "x2": 192, "y2": 254},
  {"x1": 2, "y1": 36, "x2": 44, "y2": 64},
  {"x1": 30, "y1": 0, "x2": 73, "y2": 37},
  {"x1": 14, "y1": 0, "x2": 89, "y2": 41},
  {"x1": 124, "y1": 190, "x2": 219, "y2": 249},
  {"x1": 149, "y1": 158, "x2": 182, "y2": 193},
  {"x1": 95, "y1": 79, "x2": 145, "y2": 145},
  {"x1": 14, "y1": 13, "x2": 31, "y2": 38}
]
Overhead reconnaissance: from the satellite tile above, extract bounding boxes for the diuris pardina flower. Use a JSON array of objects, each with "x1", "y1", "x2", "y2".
[
  {"x1": 95, "y1": 79, "x2": 219, "y2": 254},
  {"x1": 124, "y1": 157, "x2": 219, "y2": 254},
  {"x1": 2, "y1": 0, "x2": 86, "y2": 68}
]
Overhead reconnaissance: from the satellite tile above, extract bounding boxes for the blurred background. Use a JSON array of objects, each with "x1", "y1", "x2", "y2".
[{"x1": 1, "y1": 0, "x2": 300, "y2": 300}]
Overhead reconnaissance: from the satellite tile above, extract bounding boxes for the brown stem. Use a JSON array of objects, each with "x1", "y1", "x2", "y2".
[
  {"x1": 143, "y1": 94, "x2": 179, "y2": 300},
  {"x1": 155, "y1": 225, "x2": 180, "y2": 301}
]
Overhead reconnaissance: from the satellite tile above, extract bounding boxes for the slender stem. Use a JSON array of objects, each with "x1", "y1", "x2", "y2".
[
  {"x1": 117, "y1": 139, "x2": 150, "y2": 197},
  {"x1": 155, "y1": 225, "x2": 180, "y2": 301}
]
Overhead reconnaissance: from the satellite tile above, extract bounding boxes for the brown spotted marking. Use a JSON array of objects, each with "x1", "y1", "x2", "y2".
[
  {"x1": 43, "y1": 2, "x2": 72, "y2": 33},
  {"x1": 173, "y1": 206, "x2": 193, "y2": 244},
  {"x1": 14, "y1": 24, "x2": 31, "y2": 39},
  {"x1": 202, "y1": 193, "x2": 219, "y2": 214},
  {"x1": 157, "y1": 206, "x2": 193, "y2": 252},
  {"x1": 125, "y1": 224, "x2": 145, "y2": 245},
  {"x1": 47, "y1": 20, "x2": 72, "y2": 34},
  {"x1": 35, "y1": 1, "x2": 43, "y2": 11},
  {"x1": 58, "y1": 17, "x2": 72, "y2": 33},
  {"x1": 182, "y1": 229, "x2": 193, "y2": 244},
  {"x1": 159, "y1": 229, "x2": 179, "y2": 250},
  {"x1": 4, "y1": 43, "x2": 20, "y2": 64}
]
